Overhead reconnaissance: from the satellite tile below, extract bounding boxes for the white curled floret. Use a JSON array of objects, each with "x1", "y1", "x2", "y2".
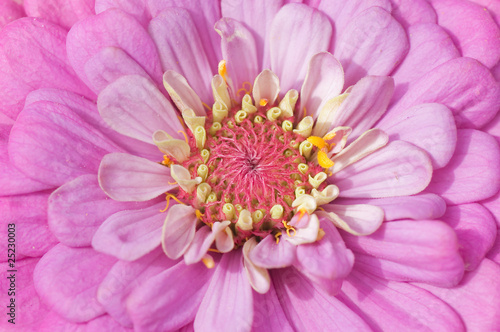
[
  {"x1": 152, "y1": 130, "x2": 190, "y2": 162},
  {"x1": 308, "y1": 172, "x2": 327, "y2": 189},
  {"x1": 242, "y1": 238, "x2": 271, "y2": 294},
  {"x1": 279, "y1": 89, "x2": 298, "y2": 118},
  {"x1": 311, "y1": 184, "x2": 339, "y2": 205},
  {"x1": 171, "y1": 164, "x2": 202, "y2": 193},
  {"x1": 313, "y1": 93, "x2": 349, "y2": 137},
  {"x1": 182, "y1": 109, "x2": 206, "y2": 134},
  {"x1": 293, "y1": 116, "x2": 313, "y2": 137},
  {"x1": 236, "y1": 209, "x2": 253, "y2": 231},
  {"x1": 292, "y1": 194, "x2": 317, "y2": 215},
  {"x1": 211, "y1": 74, "x2": 231, "y2": 109}
]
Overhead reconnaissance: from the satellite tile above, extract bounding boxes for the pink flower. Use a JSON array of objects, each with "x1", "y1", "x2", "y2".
[{"x1": 1, "y1": 0, "x2": 500, "y2": 331}]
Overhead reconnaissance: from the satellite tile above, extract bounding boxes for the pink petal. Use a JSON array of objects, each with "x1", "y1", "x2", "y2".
[
  {"x1": 391, "y1": 23, "x2": 459, "y2": 102},
  {"x1": 343, "y1": 220, "x2": 465, "y2": 287},
  {"x1": 86, "y1": 314, "x2": 134, "y2": 332},
  {"x1": 162, "y1": 204, "x2": 197, "y2": 260},
  {"x1": 487, "y1": 235, "x2": 500, "y2": 264},
  {"x1": 331, "y1": 76, "x2": 394, "y2": 139},
  {"x1": 416, "y1": 259, "x2": 500, "y2": 332},
  {"x1": 98, "y1": 248, "x2": 176, "y2": 327},
  {"x1": 0, "y1": 18, "x2": 94, "y2": 120},
  {"x1": 390, "y1": 0, "x2": 437, "y2": 28},
  {"x1": 95, "y1": 0, "x2": 151, "y2": 27},
  {"x1": 128, "y1": 260, "x2": 214, "y2": 331},
  {"x1": 67, "y1": 9, "x2": 163, "y2": 90},
  {"x1": 148, "y1": 7, "x2": 213, "y2": 103},
  {"x1": 270, "y1": 3, "x2": 332, "y2": 92},
  {"x1": 272, "y1": 268, "x2": 371, "y2": 330},
  {"x1": 320, "y1": 204, "x2": 384, "y2": 236},
  {"x1": 98, "y1": 75, "x2": 183, "y2": 143},
  {"x1": 215, "y1": 17, "x2": 258, "y2": 101},
  {"x1": 377, "y1": 103, "x2": 457, "y2": 169},
  {"x1": 426, "y1": 129, "x2": 500, "y2": 204},
  {"x1": 300, "y1": 52, "x2": 344, "y2": 120},
  {"x1": 184, "y1": 226, "x2": 215, "y2": 265},
  {"x1": 24, "y1": 0, "x2": 94, "y2": 29},
  {"x1": 334, "y1": 7, "x2": 408, "y2": 88},
  {"x1": 333, "y1": 141, "x2": 433, "y2": 198},
  {"x1": 242, "y1": 238, "x2": 270, "y2": 294},
  {"x1": 92, "y1": 202, "x2": 166, "y2": 261},
  {"x1": 432, "y1": 0, "x2": 500, "y2": 68},
  {"x1": 250, "y1": 234, "x2": 296, "y2": 269},
  {"x1": 84, "y1": 46, "x2": 152, "y2": 92},
  {"x1": 49, "y1": 174, "x2": 156, "y2": 247},
  {"x1": 8, "y1": 101, "x2": 120, "y2": 187},
  {"x1": 194, "y1": 251, "x2": 253, "y2": 332},
  {"x1": 335, "y1": 193, "x2": 447, "y2": 221},
  {"x1": 0, "y1": 0, "x2": 24, "y2": 28},
  {"x1": 441, "y1": 204, "x2": 497, "y2": 271},
  {"x1": 340, "y1": 270, "x2": 465, "y2": 331},
  {"x1": 252, "y1": 285, "x2": 293, "y2": 332},
  {"x1": 390, "y1": 57, "x2": 500, "y2": 129},
  {"x1": 482, "y1": 190, "x2": 500, "y2": 228},
  {"x1": 295, "y1": 218, "x2": 354, "y2": 281},
  {"x1": 34, "y1": 245, "x2": 117, "y2": 322},
  {"x1": 0, "y1": 192, "x2": 57, "y2": 259},
  {"x1": 221, "y1": 0, "x2": 283, "y2": 69},
  {"x1": 98, "y1": 153, "x2": 175, "y2": 201},
  {"x1": 148, "y1": 0, "x2": 221, "y2": 70}
]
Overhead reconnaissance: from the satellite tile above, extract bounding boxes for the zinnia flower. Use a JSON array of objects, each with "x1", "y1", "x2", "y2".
[{"x1": 1, "y1": 0, "x2": 500, "y2": 331}]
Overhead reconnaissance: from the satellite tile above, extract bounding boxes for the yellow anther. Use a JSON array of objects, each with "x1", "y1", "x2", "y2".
[
  {"x1": 260, "y1": 98, "x2": 268, "y2": 106},
  {"x1": 195, "y1": 209, "x2": 204, "y2": 220},
  {"x1": 208, "y1": 248, "x2": 222, "y2": 253},
  {"x1": 202, "y1": 255, "x2": 215, "y2": 269},
  {"x1": 318, "y1": 150, "x2": 335, "y2": 169},
  {"x1": 167, "y1": 180, "x2": 177, "y2": 185},
  {"x1": 177, "y1": 130, "x2": 189, "y2": 144},
  {"x1": 307, "y1": 136, "x2": 326, "y2": 149},
  {"x1": 161, "y1": 155, "x2": 173, "y2": 167},
  {"x1": 275, "y1": 232, "x2": 282, "y2": 244},
  {"x1": 160, "y1": 193, "x2": 185, "y2": 212},
  {"x1": 303, "y1": 106, "x2": 307, "y2": 118},
  {"x1": 297, "y1": 208, "x2": 307, "y2": 222},
  {"x1": 218, "y1": 60, "x2": 228, "y2": 83},
  {"x1": 281, "y1": 220, "x2": 296, "y2": 237},
  {"x1": 201, "y1": 102, "x2": 212, "y2": 112},
  {"x1": 324, "y1": 132, "x2": 337, "y2": 141}
]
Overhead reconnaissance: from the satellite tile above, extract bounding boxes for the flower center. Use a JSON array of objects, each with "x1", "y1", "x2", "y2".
[{"x1": 176, "y1": 103, "x2": 326, "y2": 245}]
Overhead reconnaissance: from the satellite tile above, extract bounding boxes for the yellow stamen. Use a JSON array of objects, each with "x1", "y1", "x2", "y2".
[
  {"x1": 218, "y1": 60, "x2": 228, "y2": 83},
  {"x1": 208, "y1": 248, "x2": 222, "y2": 253},
  {"x1": 161, "y1": 155, "x2": 173, "y2": 167},
  {"x1": 176, "y1": 115, "x2": 187, "y2": 129},
  {"x1": 160, "y1": 193, "x2": 185, "y2": 212},
  {"x1": 201, "y1": 102, "x2": 212, "y2": 112},
  {"x1": 307, "y1": 136, "x2": 326, "y2": 149},
  {"x1": 281, "y1": 220, "x2": 297, "y2": 238},
  {"x1": 167, "y1": 181, "x2": 177, "y2": 185},
  {"x1": 275, "y1": 232, "x2": 282, "y2": 244},
  {"x1": 297, "y1": 208, "x2": 307, "y2": 222},
  {"x1": 202, "y1": 256, "x2": 215, "y2": 269},
  {"x1": 259, "y1": 98, "x2": 268, "y2": 106},
  {"x1": 324, "y1": 132, "x2": 337, "y2": 140},
  {"x1": 318, "y1": 150, "x2": 335, "y2": 169},
  {"x1": 177, "y1": 130, "x2": 189, "y2": 144},
  {"x1": 195, "y1": 209, "x2": 204, "y2": 220},
  {"x1": 303, "y1": 106, "x2": 307, "y2": 118}
]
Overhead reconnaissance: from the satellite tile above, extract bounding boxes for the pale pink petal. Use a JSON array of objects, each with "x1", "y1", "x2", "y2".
[
  {"x1": 184, "y1": 226, "x2": 215, "y2": 265},
  {"x1": 270, "y1": 3, "x2": 332, "y2": 92},
  {"x1": 0, "y1": 0, "x2": 24, "y2": 28},
  {"x1": 426, "y1": 129, "x2": 500, "y2": 204},
  {"x1": 242, "y1": 238, "x2": 270, "y2": 294},
  {"x1": 8, "y1": 101, "x2": 120, "y2": 187},
  {"x1": 98, "y1": 75, "x2": 183, "y2": 143},
  {"x1": 98, "y1": 248, "x2": 176, "y2": 327},
  {"x1": 221, "y1": 0, "x2": 283, "y2": 69},
  {"x1": 250, "y1": 234, "x2": 296, "y2": 269},
  {"x1": 320, "y1": 204, "x2": 384, "y2": 236},
  {"x1": 252, "y1": 69, "x2": 280, "y2": 106},
  {"x1": 487, "y1": 236, "x2": 500, "y2": 264},
  {"x1": 441, "y1": 204, "x2": 497, "y2": 271},
  {"x1": 162, "y1": 204, "x2": 197, "y2": 260},
  {"x1": 0, "y1": 18, "x2": 94, "y2": 120},
  {"x1": 86, "y1": 315, "x2": 134, "y2": 331},
  {"x1": 482, "y1": 190, "x2": 500, "y2": 228},
  {"x1": 24, "y1": 0, "x2": 94, "y2": 29},
  {"x1": 252, "y1": 285, "x2": 293, "y2": 331},
  {"x1": 416, "y1": 259, "x2": 500, "y2": 332},
  {"x1": 335, "y1": 193, "x2": 447, "y2": 221},
  {"x1": 330, "y1": 76, "x2": 394, "y2": 139},
  {"x1": 339, "y1": 270, "x2": 465, "y2": 331},
  {"x1": 148, "y1": 0, "x2": 221, "y2": 70},
  {"x1": 334, "y1": 7, "x2": 408, "y2": 88},
  {"x1": 34, "y1": 245, "x2": 117, "y2": 322},
  {"x1": 272, "y1": 268, "x2": 371, "y2": 330},
  {"x1": 215, "y1": 18, "x2": 258, "y2": 101},
  {"x1": 390, "y1": 57, "x2": 500, "y2": 129},
  {"x1": 128, "y1": 260, "x2": 214, "y2": 331},
  {"x1": 92, "y1": 202, "x2": 166, "y2": 261},
  {"x1": 333, "y1": 141, "x2": 433, "y2": 198},
  {"x1": 391, "y1": 24, "x2": 459, "y2": 102},
  {"x1": 194, "y1": 251, "x2": 253, "y2": 332},
  {"x1": 163, "y1": 70, "x2": 206, "y2": 116},
  {"x1": 483, "y1": 109, "x2": 500, "y2": 143},
  {"x1": 84, "y1": 46, "x2": 151, "y2": 92},
  {"x1": 295, "y1": 218, "x2": 354, "y2": 281},
  {"x1": 343, "y1": 220, "x2": 465, "y2": 287},
  {"x1": 432, "y1": 0, "x2": 500, "y2": 68},
  {"x1": 300, "y1": 52, "x2": 344, "y2": 120},
  {"x1": 377, "y1": 103, "x2": 457, "y2": 169},
  {"x1": 98, "y1": 153, "x2": 175, "y2": 201},
  {"x1": 95, "y1": 0, "x2": 151, "y2": 26},
  {"x1": 148, "y1": 7, "x2": 213, "y2": 103},
  {"x1": 390, "y1": 0, "x2": 437, "y2": 28},
  {"x1": 67, "y1": 9, "x2": 163, "y2": 90}
]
